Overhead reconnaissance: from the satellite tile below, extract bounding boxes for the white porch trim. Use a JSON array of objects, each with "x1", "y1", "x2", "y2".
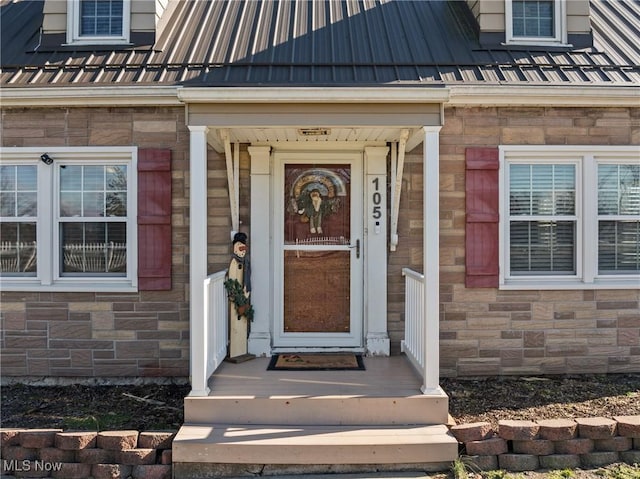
[
  {"x1": 364, "y1": 146, "x2": 390, "y2": 355},
  {"x1": 188, "y1": 125, "x2": 211, "y2": 396},
  {"x1": 247, "y1": 146, "x2": 273, "y2": 357},
  {"x1": 422, "y1": 126, "x2": 442, "y2": 394}
]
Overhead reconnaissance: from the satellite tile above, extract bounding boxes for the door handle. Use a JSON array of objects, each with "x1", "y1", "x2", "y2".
[{"x1": 349, "y1": 239, "x2": 360, "y2": 259}]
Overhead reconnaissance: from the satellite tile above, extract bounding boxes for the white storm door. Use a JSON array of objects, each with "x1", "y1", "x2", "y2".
[{"x1": 273, "y1": 151, "x2": 363, "y2": 348}]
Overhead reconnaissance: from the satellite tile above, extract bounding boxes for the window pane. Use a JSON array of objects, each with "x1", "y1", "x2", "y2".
[
  {"x1": 83, "y1": 166, "x2": 104, "y2": 191},
  {"x1": 1, "y1": 165, "x2": 38, "y2": 218},
  {"x1": 60, "y1": 165, "x2": 126, "y2": 217},
  {"x1": 598, "y1": 164, "x2": 640, "y2": 215},
  {"x1": 60, "y1": 165, "x2": 82, "y2": 191},
  {"x1": 510, "y1": 163, "x2": 575, "y2": 216},
  {"x1": 0, "y1": 222, "x2": 37, "y2": 275},
  {"x1": 512, "y1": 0, "x2": 554, "y2": 37},
  {"x1": 83, "y1": 192, "x2": 105, "y2": 217},
  {"x1": 510, "y1": 220, "x2": 576, "y2": 275},
  {"x1": 61, "y1": 222, "x2": 126, "y2": 275},
  {"x1": 598, "y1": 220, "x2": 640, "y2": 274},
  {"x1": 80, "y1": 0, "x2": 123, "y2": 37}
]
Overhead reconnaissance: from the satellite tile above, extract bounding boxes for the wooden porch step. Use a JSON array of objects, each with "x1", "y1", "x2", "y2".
[
  {"x1": 185, "y1": 393, "x2": 449, "y2": 426},
  {"x1": 172, "y1": 423, "x2": 458, "y2": 465}
]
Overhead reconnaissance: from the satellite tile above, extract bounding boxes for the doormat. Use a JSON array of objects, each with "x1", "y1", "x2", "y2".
[{"x1": 267, "y1": 353, "x2": 365, "y2": 371}]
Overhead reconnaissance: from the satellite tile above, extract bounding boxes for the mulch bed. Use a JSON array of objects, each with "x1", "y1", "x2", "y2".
[{"x1": 1, "y1": 374, "x2": 638, "y2": 431}]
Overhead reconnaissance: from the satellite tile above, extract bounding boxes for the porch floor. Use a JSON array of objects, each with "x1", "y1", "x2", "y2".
[
  {"x1": 206, "y1": 355, "x2": 424, "y2": 398},
  {"x1": 175, "y1": 354, "x2": 457, "y2": 475}
]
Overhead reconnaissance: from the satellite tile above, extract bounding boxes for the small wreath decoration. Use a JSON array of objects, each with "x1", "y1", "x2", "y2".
[{"x1": 224, "y1": 278, "x2": 254, "y2": 321}]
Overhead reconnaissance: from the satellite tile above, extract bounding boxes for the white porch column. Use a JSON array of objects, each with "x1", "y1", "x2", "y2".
[
  {"x1": 247, "y1": 146, "x2": 272, "y2": 356},
  {"x1": 364, "y1": 146, "x2": 390, "y2": 355},
  {"x1": 188, "y1": 126, "x2": 210, "y2": 396},
  {"x1": 422, "y1": 126, "x2": 442, "y2": 394}
]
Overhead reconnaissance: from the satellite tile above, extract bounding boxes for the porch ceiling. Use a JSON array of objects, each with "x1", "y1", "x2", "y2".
[{"x1": 206, "y1": 126, "x2": 424, "y2": 153}]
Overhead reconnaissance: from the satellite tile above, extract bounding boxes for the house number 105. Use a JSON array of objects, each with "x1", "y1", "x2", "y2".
[{"x1": 371, "y1": 177, "x2": 382, "y2": 220}]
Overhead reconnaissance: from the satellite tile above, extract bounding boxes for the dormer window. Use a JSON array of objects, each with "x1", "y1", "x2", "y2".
[
  {"x1": 67, "y1": 0, "x2": 130, "y2": 45},
  {"x1": 505, "y1": 0, "x2": 567, "y2": 46}
]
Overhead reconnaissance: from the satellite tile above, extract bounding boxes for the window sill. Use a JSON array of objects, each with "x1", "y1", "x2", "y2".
[
  {"x1": 0, "y1": 279, "x2": 137, "y2": 293},
  {"x1": 502, "y1": 40, "x2": 572, "y2": 49},
  {"x1": 500, "y1": 277, "x2": 640, "y2": 290}
]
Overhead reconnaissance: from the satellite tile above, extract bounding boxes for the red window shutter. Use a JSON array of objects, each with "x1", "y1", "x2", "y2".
[
  {"x1": 138, "y1": 149, "x2": 172, "y2": 290},
  {"x1": 465, "y1": 147, "x2": 499, "y2": 288}
]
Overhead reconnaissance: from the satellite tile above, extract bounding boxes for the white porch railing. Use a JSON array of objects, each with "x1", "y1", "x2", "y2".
[
  {"x1": 401, "y1": 268, "x2": 425, "y2": 374},
  {"x1": 204, "y1": 270, "x2": 228, "y2": 383},
  {"x1": 400, "y1": 267, "x2": 440, "y2": 394}
]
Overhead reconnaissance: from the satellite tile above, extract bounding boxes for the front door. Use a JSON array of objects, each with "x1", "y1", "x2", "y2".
[{"x1": 274, "y1": 152, "x2": 363, "y2": 349}]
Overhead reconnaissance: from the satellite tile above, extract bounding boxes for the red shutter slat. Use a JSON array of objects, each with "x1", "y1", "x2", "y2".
[
  {"x1": 138, "y1": 149, "x2": 172, "y2": 291},
  {"x1": 465, "y1": 147, "x2": 499, "y2": 288}
]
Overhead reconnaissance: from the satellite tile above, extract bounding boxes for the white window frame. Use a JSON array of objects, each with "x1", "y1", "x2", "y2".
[
  {"x1": 505, "y1": 0, "x2": 569, "y2": 46},
  {"x1": 0, "y1": 147, "x2": 138, "y2": 292},
  {"x1": 499, "y1": 145, "x2": 640, "y2": 290},
  {"x1": 66, "y1": 0, "x2": 131, "y2": 46}
]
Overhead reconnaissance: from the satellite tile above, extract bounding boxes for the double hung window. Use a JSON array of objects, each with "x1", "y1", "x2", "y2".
[
  {"x1": 501, "y1": 146, "x2": 639, "y2": 289},
  {"x1": 0, "y1": 147, "x2": 137, "y2": 291},
  {"x1": 67, "y1": 0, "x2": 130, "y2": 45},
  {"x1": 505, "y1": 0, "x2": 566, "y2": 45}
]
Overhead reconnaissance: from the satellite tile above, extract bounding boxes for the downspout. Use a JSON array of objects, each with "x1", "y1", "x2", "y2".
[
  {"x1": 390, "y1": 129, "x2": 409, "y2": 251},
  {"x1": 220, "y1": 129, "x2": 240, "y2": 236}
]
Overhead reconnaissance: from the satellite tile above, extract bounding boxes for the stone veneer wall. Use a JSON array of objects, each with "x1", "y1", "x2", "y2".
[
  {"x1": 1, "y1": 105, "x2": 639, "y2": 379},
  {"x1": 0, "y1": 429, "x2": 173, "y2": 479},
  {"x1": 450, "y1": 416, "x2": 640, "y2": 473},
  {"x1": 387, "y1": 106, "x2": 640, "y2": 376}
]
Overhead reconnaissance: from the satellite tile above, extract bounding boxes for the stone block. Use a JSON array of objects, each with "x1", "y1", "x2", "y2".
[
  {"x1": 55, "y1": 431, "x2": 97, "y2": 450},
  {"x1": 2, "y1": 446, "x2": 38, "y2": 461},
  {"x1": 137, "y1": 432, "x2": 175, "y2": 450},
  {"x1": 621, "y1": 450, "x2": 640, "y2": 464},
  {"x1": 0, "y1": 429, "x2": 23, "y2": 446},
  {"x1": 97, "y1": 431, "x2": 139, "y2": 450},
  {"x1": 465, "y1": 437, "x2": 508, "y2": 456},
  {"x1": 539, "y1": 454, "x2": 581, "y2": 470},
  {"x1": 13, "y1": 461, "x2": 51, "y2": 478},
  {"x1": 160, "y1": 449, "x2": 172, "y2": 465},
  {"x1": 132, "y1": 464, "x2": 172, "y2": 479},
  {"x1": 76, "y1": 448, "x2": 115, "y2": 464},
  {"x1": 498, "y1": 420, "x2": 539, "y2": 440},
  {"x1": 19, "y1": 429, "x2": 62, "y2": 448},
  {"x1": 580, "y1": 451, "x2": 619, "y2": 467},
  {"x1": 498, "y1": 453, "x2": 539, "y2": 472},
  {"x1": 537, "y1": 419, "x2": 577, "y2": 440},
  {"x1": 51, "y1": 463, "x2": 92, "y2": 479},
  {"x1": 594, "y1": 436, "x2": 633, "y2": 452},
  {"x1": 115, "y1": 448, "x2": 157, "y2": 466},
  {"x1": 449, "y1": 422, "x2": 493, "y2": 443},
  {"x1": 554, "y1": 438, "x2": 594, "y2": 455},
  {"x1": 512, "y1": 439, "x2": 555, "y2": 455},
  {"x1": 465, "y1": 455, "x2": 498, "y2": 471},
  {"x1": 576, "y1": 417, "x2": 617, "y2": 439},
  {"x1": 38, "y1": 447, "x2": 75, "y2": 463},
  {"x1": 614, "y1": 416, "x2": 640, "y2": 437},
  {"x1": 91, "y1": 464, "x2": 133, "y2": 479}
]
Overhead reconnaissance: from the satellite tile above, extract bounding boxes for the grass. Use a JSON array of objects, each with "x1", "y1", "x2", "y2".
[{"x1": 598, "y1": 463, "x2": 640, "y2": 479}]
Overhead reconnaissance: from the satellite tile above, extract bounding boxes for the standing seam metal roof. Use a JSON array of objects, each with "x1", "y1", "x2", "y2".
[{"x1": 1, "y1": 0, "x2": 639, "y2": 87}]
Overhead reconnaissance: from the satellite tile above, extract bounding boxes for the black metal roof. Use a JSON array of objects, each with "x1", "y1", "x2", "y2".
[{"x1": 1, "y1": 0, "x2": 639, "y2": 87}]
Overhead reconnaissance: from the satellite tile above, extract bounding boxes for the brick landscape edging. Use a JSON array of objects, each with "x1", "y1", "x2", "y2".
[
  {"x1": 450, "y1": 416, "x2": 640, "y2": 472},
  {"x1": 0, "y1": 429, "x2": 174, "y2": 479},
  {"x1": 2, "y1": 417, "x2": 639, "y2": 476}
]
